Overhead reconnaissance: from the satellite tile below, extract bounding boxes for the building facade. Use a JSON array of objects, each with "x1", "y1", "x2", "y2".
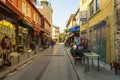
[
  {"x1": 74, "y1": 8, "x2": 80, "y2": 27},
  {"x1": 115, "y1": 0, "x2": 120, "y2": 60},
  {"x1": 37, "y1": 0, "x2": 53, "y2": 37},
  {"x1": 66, "y1": 14, "x2": 75, "y2": 30},
  {"x1": 52, "y1": 25, "x2": 60, "y2": 42},
  {"x1": 80, "y1": 0, "x2": 115, "y2": 63},
  {"x1": 0, "y1": 0, "x2": 50, "y2": 52}
]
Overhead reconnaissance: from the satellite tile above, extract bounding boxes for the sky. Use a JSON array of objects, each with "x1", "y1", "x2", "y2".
[
  {"x1": 51, "y1": 0, "x2": 80, "y2": 32},
  {"x1": 38, "y1": 0, "x2": 80, "y2": 32}
]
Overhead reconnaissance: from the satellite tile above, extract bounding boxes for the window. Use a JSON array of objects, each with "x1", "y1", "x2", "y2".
[
  {"x1": 26, "y1": 6, "x2": 30, "y2": 17},
  {"x1": 32, "y1": 12, "x2": 36, "y2": 22},
  {"x1": 96, "y1": 0, "x2": 100, "y2": 11},
  {"x1": 36, "y1": 14, "x2": 38, "y2": 23},
  {"x1": 22, "y1": 1, "x2": 26, "y2": 14},
  {"x1": 90, "y1": 1, "x2": 94, "y2": 16}
]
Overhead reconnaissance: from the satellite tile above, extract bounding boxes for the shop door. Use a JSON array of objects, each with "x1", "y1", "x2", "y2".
[
  {"x1": 94, "y1": 27, "x2": 106, "y2": 62},
  {"x1": 100, "y1": 27, "x2": 106, "y2": 62}
]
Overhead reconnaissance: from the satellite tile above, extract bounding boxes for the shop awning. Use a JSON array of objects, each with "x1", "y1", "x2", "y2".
[
  {"x1": 68, "y1": 25, "x2": 80, "y2": 32},
  {"x1": 19, "y1": 20, "x2": 34, "y2": 29}
]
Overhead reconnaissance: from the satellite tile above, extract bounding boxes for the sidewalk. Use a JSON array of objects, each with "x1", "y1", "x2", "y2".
[
  {"x1": 66, "y1": 47, "x2": 120, "y2": 80},
  {"x1": 0, "y1": 47, "x2": 44, "y2": 79}
]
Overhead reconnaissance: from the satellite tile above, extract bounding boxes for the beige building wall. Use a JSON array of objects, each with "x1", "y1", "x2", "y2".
[
  {"x1": 38, "y1": 0, "x2": 53, "y2": 37},
  {"x1": 39, "y1": 6, "x2": 53, "y2": 26},
  {"x1": 52, "y1": 25, "x2": 60, "y2": 42}
]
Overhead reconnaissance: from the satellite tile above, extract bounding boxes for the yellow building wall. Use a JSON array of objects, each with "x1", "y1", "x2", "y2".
[{"x1": 80, "y1": 0, "x2": 115, "y2": 63}]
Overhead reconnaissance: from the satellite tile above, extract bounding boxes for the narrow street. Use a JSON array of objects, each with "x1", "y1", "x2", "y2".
[{"x1": 2, "y1": 43, "x2": 79, "y2": 80}]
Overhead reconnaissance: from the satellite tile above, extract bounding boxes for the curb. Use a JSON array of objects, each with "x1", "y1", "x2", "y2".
[
  {"x1": 65, "y1": 47, "x2": 80, "y2": 80},
  {"x1": 0, "y1": 49, "x2": 44, "y2": 79}
]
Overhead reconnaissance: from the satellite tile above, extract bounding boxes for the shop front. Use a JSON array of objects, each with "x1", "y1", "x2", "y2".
[
  {"x1": 0, "y1": 14, "x2": 16, "y2": 48},
  {"x1": 40, "y1": 28, "x2": 47, "y2": 46},
  {"x1": 0, "y1": 2, "x2": 18, "y2": 66},
  {"x1": 81, "y1": 20, "x2": 107, "y2": 62},
  {"x1": 115, "y1": 3, "x2": 120, "y2": 60},
  {"x1": 18, "y1": 20, "x2": 34, "y2": 52},
  {"x1": 66, "y1": 26, "x2": 80, "y2": 46},
  {"x1": 92, "y1": 20, "x2": 107, "y2": 62},
  {"x1": 32, "y1": 28, "x2": 41, "y2": 50},
  {"x1": 81, "y1": 30, "x2": 87, "y2": 38}
]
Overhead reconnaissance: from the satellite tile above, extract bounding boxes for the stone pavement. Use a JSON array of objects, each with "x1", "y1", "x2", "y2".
[
  {"x1": 0, "y1": 48, "x2": 44, "y2": 79},
  {"x1": 66, "y1": 47, "x2": 120, "y2": 80}
]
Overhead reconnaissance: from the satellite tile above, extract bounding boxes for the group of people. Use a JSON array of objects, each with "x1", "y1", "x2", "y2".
[{"x1": 70, "y1": 35, "x2": 88, "y2": 57}]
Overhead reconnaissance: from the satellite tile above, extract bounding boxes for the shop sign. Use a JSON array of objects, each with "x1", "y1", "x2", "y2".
[
  {"x1": 80, "y1": 18, "x2": 87, "y2": 21},
  {"x1": 80, "y1": 11, "x2": 87, "y2": 21}
]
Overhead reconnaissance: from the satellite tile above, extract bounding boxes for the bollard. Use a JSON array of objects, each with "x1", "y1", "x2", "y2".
[
  {"x1": 28, "y1": 52, "x2": 30, "y2": 58},
  {"x1": 34, "y1": 50, "x2": 37, "y2": 54},
  {"x1": 27, "y1": 49, "x2": 32, "y2": 57},
  {"x1": 18, "y1": 56, "x2": 20, "y2": 63}
]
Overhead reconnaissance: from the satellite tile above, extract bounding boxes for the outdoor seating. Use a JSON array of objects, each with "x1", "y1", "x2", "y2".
[
  {"x1": 83, "y1": 52, "x2": 100, "y2": 72},
  {"x1": 26, "y1": 49, "x2": 32, "y2": 58},
  {"x1": 111, "y1": 61, "x2": 120, "y2": 74},
  {"x1": 70, "y1": 49, "x2": 84, "y2": 65},
  {"x1": 0, "y1": 58, "x2": 3, "y2": 71},
  {"x1": 10, "y1": 52, "x2": 20, "y2": 63}
]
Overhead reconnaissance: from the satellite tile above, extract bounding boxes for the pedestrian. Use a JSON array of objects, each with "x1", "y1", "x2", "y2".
[
  {"x1": 51, "y1": 40, "x2": 54, "y2": 49},
  {"x1": 70, "y1": 42, "x2": 77, "y2": 57},
  {"x1": 76, "y1": 34, "x2": 81, "y2": 46}
]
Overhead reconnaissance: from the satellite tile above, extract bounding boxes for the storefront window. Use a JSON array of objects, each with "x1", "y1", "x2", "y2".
[
  {"x1": 18, "y1": 26, "x2": 29, "y2": 49},
  {"x1": 101, "y1": 27, "x2": 106, "y2": 62},
  {"x1": 0, "y1": 14, "x2": 16, "y2": 51},
  {"x1": 94, "y1": 27, "x2": 106, "y2": 62},
  {"x1": 0, "y1": 14, "x2": 16, "y2": 37}
]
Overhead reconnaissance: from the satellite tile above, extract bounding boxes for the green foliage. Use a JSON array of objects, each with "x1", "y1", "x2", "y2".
[{"x1": 60, "y1": 32, "x2": 65, "y2": 42}]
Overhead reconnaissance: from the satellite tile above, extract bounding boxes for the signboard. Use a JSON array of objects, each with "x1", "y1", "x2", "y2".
[
  {"x1": 80, "y1": 18, "x2": 87, "y2": 21},
  {"x1": 80, "y1": 11, "x2": 87, "y2": 21}
]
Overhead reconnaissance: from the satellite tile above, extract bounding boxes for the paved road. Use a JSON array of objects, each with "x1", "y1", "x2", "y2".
[{"x1": 2, "y1": 43, "x2": 79, "y2": 80}]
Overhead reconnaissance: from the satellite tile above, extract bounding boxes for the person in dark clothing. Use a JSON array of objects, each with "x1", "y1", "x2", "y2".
[{"x1": 51, "y1": 40, "x2": 54, "y2": 49}]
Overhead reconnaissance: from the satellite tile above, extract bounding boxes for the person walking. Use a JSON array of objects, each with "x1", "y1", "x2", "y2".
[{"x1": 51, "y1": 40, "x2": 54, "y2": 49}]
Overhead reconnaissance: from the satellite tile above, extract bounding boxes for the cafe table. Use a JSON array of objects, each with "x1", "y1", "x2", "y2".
[{"x1": 83, "y1": 52, "x2": 100, "y2": 72}]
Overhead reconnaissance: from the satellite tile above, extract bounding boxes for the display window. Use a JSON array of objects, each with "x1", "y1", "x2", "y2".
[
  {"x1": 0, "y1": 14, "x2": 16, "y2": 51},
  {"x1": 93, "y1": 26, "x2": 106, "y2": 62},
  {"x1": 0, "y1": 14, "x2": 16, "y2": 65},
  {"x1": 18, "y1": 26, "x2": 29, "y2": 50}
]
